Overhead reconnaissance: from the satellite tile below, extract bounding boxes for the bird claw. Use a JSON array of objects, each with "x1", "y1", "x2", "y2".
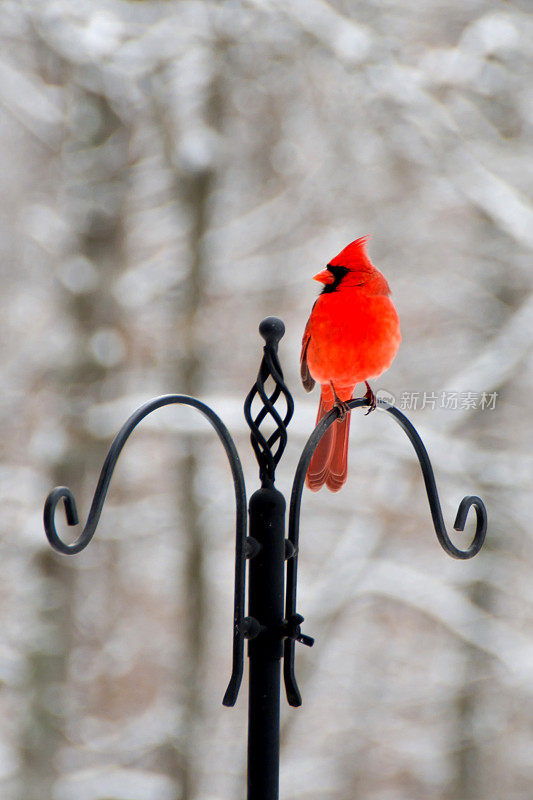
[
  {"x1": 329, "y1": 381, "x2": 351, "y2": 421},
  {"x1": 333, "y1": 398, "x2": 351, "y2": 421},
  {"x1": 364, "y1": 382, "x2": 377, "y2": 415}
]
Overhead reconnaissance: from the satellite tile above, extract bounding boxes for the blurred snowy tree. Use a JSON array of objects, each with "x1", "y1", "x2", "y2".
[{"x1": 0, "y1": 1, "x2": 531, "y2": 799}]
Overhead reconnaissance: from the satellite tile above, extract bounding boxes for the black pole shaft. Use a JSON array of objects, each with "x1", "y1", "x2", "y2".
[{"x1": 247, "y1": 487, "x2": 286, "y2": 800}]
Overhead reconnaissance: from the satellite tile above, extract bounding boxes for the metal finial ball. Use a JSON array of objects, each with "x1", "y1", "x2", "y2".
[{"x1": 259, "y1": 317, "x2": 285, "y2": 345}]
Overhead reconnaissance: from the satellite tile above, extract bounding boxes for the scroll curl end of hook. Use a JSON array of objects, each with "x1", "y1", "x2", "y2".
[
  {"x1": 43, "y1": 486, "x2": 92, "y2": 555},
  {"x1": 449, "y1": 494, "x2": 487, "y2": 559},
  {"x1": 374, "y1": 404, "x2": 488, "y2": 561}
]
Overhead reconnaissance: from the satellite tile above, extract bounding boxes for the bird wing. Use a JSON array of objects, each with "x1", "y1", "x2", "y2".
[{"x1": 300, "y1": 315, "x2": 315, "y2": 392}]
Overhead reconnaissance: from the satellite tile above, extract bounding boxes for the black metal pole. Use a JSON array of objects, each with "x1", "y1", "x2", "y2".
[{"x1": 247, "y1": 487, "x2": 286, "y2": 800}]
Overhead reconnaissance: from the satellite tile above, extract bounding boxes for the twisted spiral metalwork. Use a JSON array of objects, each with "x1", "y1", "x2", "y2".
[
  {"x1": 244, "y1": 317, "x2": 294, "y2": 487},
  {"x1": 223, "y1": 318, "x2": 296, "y2": 706},
  {"x1": 283, "y1": 397, "x2": 488, "y2": 706}
]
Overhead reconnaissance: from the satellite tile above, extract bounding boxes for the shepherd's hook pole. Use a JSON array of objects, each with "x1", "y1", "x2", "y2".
[{"x1": 43, "y1": 316, "x2": 487, "y2": 800}]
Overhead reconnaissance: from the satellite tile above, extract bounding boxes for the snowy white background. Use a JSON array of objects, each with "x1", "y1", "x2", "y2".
[{"x1": 0, "y1": 1, "x2": 532, "y2": 799}]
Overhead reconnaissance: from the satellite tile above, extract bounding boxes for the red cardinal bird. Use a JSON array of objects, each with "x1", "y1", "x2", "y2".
[{"x1": 301, "y1": 237, "x2": 401, "y2": 492}]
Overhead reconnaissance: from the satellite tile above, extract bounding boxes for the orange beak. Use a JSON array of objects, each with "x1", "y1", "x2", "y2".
[{"x1": 313, "y1": 268, "x2": 334, "y2": 285}]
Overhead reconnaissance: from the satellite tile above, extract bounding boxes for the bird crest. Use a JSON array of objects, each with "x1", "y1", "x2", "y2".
[{"x1": 329, "y1": 236, "x2": 371, "y2": 269}]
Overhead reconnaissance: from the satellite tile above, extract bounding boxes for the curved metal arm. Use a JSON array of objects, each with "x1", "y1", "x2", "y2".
[
  {"x1": 43, "y1": 394, "x2": 247, "y2": 707},
  {"x1": 383, "y1": 403, "x2": 487, "y2": 558},
  {"x1": 284, "y1": 398, "x2": 487, "y2": 706}
]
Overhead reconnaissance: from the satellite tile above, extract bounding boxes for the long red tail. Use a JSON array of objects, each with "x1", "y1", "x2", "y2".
[
  {"x1": 326, "y1": 413, "x2": 351, "y2": 492},
  {"x1": 306, "y1": 395, "x2": 351, "y2": 492}
]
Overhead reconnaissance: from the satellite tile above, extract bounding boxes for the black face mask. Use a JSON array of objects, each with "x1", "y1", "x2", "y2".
[{"x1": 320, "y1": 265, "x2": 349, "y2": 294}]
